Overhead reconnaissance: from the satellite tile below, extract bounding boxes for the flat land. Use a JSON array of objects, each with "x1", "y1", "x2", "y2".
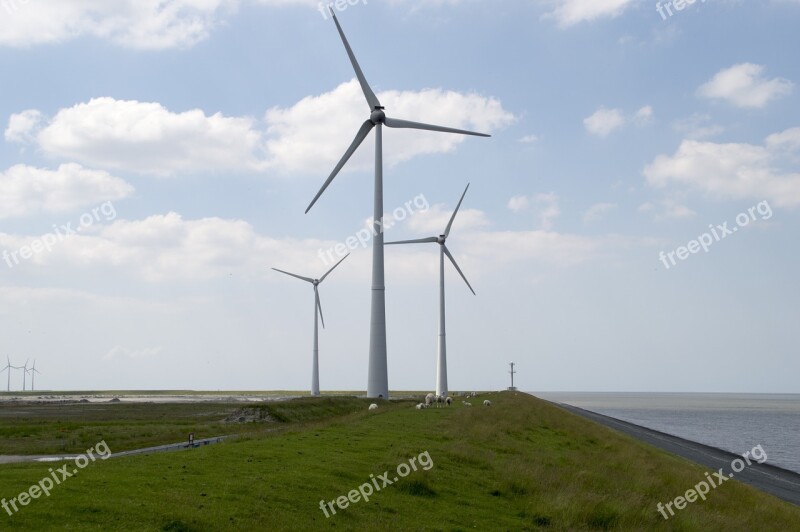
[{"x1": 1, "y1": 392, "x2": 799, "y2": 530}]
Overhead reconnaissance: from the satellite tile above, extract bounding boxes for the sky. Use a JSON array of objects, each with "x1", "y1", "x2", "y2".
[{"x1": 0, "y1": 0, "x2": 798, "y2": 393}]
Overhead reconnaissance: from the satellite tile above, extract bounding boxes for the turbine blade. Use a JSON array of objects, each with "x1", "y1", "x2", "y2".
[
  {"x1": 443, "y1": 245, "x2": 476, "y2": 296},
  {"x1": 330, "y1": 10, "x2": 382, "y2": 110},
  {"x1": 385, "y1": 237, "x2": 439, "y2": 245},
  {"x1": 445, "y1": 183, "x2": 470, "y2": 237},
  {"x1": 271, "y1": 268, "x2": 314, "y2": 284},
  {"x1": 315, "y1": 286, "x2": 325, "y2": 329},
  {"x1": 384, "y1": 117, "x2": 490, "y2": 137},
  {"x1": 306, "y1": 120, "x2": 374, "y2": 213},
  {"x1": 320, "y1": 253, "x2": 349, "y2": 283}
]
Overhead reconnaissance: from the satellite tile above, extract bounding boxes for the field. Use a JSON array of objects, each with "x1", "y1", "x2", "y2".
[{"x1": 1, "y1": 392, "x2": 799, "y2": 530}]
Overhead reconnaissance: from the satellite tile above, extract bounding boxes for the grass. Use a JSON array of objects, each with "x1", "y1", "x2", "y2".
[{"x1": 1, "y1": 392, "x2": 798, "y2": 530}]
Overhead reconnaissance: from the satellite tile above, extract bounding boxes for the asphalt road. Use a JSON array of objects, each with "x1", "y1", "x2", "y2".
[{"x1": 551, "y1": 401, "x2": 800, "y2": 506}]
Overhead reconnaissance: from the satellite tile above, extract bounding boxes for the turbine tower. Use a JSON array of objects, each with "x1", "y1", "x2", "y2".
[
  {"x1": 272, "y1": 254, "x2": 349, "y2": 396},
  {"x1": 21, "y1": 359, "x2": 29, "y2": 391},
  {"x1": 28, "y1": 360, "x2": 40, "y2": 391},
  {"x1": 1, "y1": 357, "x2": 13, "y2": 392},
  {"x1": 306, "y1": 10, "x2": 490, "y2": 398},
  {"x1": 386, "y1": 184, "x2": 476, "y2": 397}
]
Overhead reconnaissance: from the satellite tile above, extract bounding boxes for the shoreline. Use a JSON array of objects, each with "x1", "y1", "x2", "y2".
[{"x1": 548, "y1": 400, "x2": 800, "y2": 506}]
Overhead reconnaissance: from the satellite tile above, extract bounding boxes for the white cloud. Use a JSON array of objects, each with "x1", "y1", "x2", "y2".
[
  {"x1": 698, "y1": 63, "x2": 793, "y2": 109},
  {"x1": 583, "y1": 202, "x2": 617, "y2": 223},
  {"x1": 17, "y1": 86, "x2": 511, "y2": 177},
  {"x1": 542, "y1": 0, "x2": 636, "y2": 27},
  {"x1": 584, "y1": 105, "x2": 652, "y2": 137},
  {"x1": 0, "y1": 0, "x2": 243, "y2": 49},
  {"x1": 29, "y1": 98, "x2": 266, "y2": 177},
  {"x1": 584, "y1": 107, "x2": 626, "y2": 137},
  {"x1": 5, "y1": 110, "x2": 43, "y2": 143},
  {"x1": 634, "y1": 105, "x2": 653, "y2": 124},
  {"x1": 0, "y1": 164, "x2": 133, "y2": 219},
  {"x1": 644, "y1": 128, "x2": 800, "y2": 207},
  {"x1": 263, "y1": 80, "x2": 514, "y2": 176},
  {"x1": 518, "y1": 134, "x2": 539, "y2": 144},
  {"x1": 508, "y1": 195, "x2": 530, "y2": 212},
  {"x1": 638, "y1": 199, "x2": 695, "y2": 221}
]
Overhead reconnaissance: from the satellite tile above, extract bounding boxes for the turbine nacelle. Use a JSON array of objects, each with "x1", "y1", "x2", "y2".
[
  {"x1": 437, "y1": 235, "x2": 446, "y2": 245},
  {"x1": 370, "y1": 109, "x2": 386, "y2": 124}
]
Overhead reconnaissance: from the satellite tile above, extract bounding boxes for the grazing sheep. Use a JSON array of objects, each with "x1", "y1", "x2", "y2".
[
  {"x1": 425, "y1": 393, "x2": 435, "y2": 407},
  {"x1": 462, "y1": 401, "x2": 472, "y2": 407},
  {"x1": 435, "y1": 395, "x2": 446, "y2": 408},
  {"x1": 483, "y1": 400, "x2": 492, "y2": 407},
  {"x1": 445, "y1": 396, "x2": 452, "y2": 406},
  {"x1": 369, "y1": 403, "x2": 378, "y2": 411}
]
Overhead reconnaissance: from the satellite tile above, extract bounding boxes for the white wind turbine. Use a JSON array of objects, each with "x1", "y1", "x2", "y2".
[
  {"x1": 28, "y1": 360, "x2": 40, "y2": 391},
  {"x1": 306, "y1": 10, "x2": 490, "y2": 398},
  {"x1": 386, "y1": 184, "x2": 475, "y2": 397},
  {"x1": 272, "y1": 254, "x2": 349, "y2": 396},
  {"x1": 21, "y1": 359, "x2": 29, "y2": 391},
  {"x1": 1, "y1": 356, "x2": 14, "y2": 391}
]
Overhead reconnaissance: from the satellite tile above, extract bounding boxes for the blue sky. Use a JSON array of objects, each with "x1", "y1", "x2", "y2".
[{"x1": 0, "y1": 0, "x2": 798, "y2": 393}]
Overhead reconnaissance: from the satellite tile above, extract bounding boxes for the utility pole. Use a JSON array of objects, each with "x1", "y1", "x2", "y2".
[{"x1": 508, "y1": 362, "x2": 517, "y2": 391}]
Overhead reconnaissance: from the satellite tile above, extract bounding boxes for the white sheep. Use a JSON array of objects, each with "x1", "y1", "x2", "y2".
[
  {"x1": 483, "y1": 400, "x2": 492, "y2": 407},
  {"x1": 445, "y1": 396, "x2": 452, "y2": 406},
  {"x1": 425, "y1": 393, "x2": 435, "y2": 407},
  {"x1": 415, "y1": 403, "x2": 427, "y2": 410},
  {"x1": 462, "y1": 401, "x2": 472, "y2": 407},
  {"x1": 369, "y1": 403, "x2": 378, "y2": 411}
]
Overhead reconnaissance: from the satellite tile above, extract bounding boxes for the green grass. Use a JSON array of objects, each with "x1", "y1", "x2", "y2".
[{"x1": 1, "y1": 392, "x2": 798, "y2": 530}]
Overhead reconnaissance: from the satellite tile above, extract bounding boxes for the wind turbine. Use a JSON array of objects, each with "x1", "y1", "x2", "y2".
[
  {"x1": 28, "y1": 360, "x2": 40, "y2": 391},
  {"x1": 386, "y1": 184, "x2": 476, "y2": 398},
  {"x1": 21, "y1": 359, "x2": 29, "y2": 391},
  {"x1": 306, "y1": 10, "x2": 490, "y2": 399},
  {"x1": 272, "y1": 254, "x2": 349, "y2": 396},
  {"x1": 1, "y1": 357, "x2": 13, "y2": 392}
]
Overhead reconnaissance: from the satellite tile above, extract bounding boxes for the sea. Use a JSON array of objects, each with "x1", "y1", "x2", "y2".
[{"x1": 533, "y1": 393, "x2": 800, "y2": 475}]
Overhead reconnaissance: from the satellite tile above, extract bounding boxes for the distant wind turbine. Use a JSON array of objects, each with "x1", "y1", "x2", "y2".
[
  {"x1": 21, "y1": 359, "x2": 29, "y2": 391},
  {"x1": 1, "y1": 356, "x2": 13, "y2": 392},
  {"x1": 28, "y1": 360, "x2": 40, "y2": 391},
  {"x1": 272, "y1": 254, "x2": 349, "y2": 396},
  {"x1": 386, "y1": 184, "x2": 476, "y2": 397},
  {"x1": 305, "y1": 10, "x2": 490, "y2": 399}
]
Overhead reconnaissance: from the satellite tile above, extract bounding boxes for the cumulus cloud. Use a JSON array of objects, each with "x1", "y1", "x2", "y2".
[
  {"x1": 643, "y1": 128, "x2": 800, "y2": 207},
  {"x1": 698, "y1": 63, "x2": 793, "y2": 109},
  {"x1": 405, "y1": 205, "x2": 489, "y2": 234},
  {"x1": 263, "y1": 80, "x2": 514, "y2": 176},
  {"x1": 0, "y1": 163, "x2": 133, "y2": 219},
  {"x1": 584, "y1": 105, "x2": 652, "y2": 137},
  {"x1": 508, "y1": 195, "x2": 530, "y2": 212},
  {"x1": 14, "y1": 85, "x2": 511, "y2": 177},
  {"x1": 542, "y1": 0, "x2": 636, "y2": 27}
]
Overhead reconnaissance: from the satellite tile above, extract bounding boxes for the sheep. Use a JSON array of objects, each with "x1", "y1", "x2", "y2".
[
  {"x1": 415, "y1": 403, "x2": 427, "y2": 410},
  {"x1": 445, "y1": 396, "x2": 452, "y2": 406},
  {"x1": 425, "y1": 393, "x2": 435, "y2": 407},
  {"x1": 435, "y1": 395, "x2": 446, "y2": 408},
  {"x1": 483, "y1": 400, "x2": 492, "y2": 407},
  {"x1": 368, "y1": 403, "x2": 378, "y2": 411},
  {"x1": 462, "y1": 401, "x2": 472, "y2": 407}
]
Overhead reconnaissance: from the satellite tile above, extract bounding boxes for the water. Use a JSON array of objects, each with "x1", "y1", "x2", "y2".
[{"x1": 534, "y1": 393, "x2": 800, "y2": 474}]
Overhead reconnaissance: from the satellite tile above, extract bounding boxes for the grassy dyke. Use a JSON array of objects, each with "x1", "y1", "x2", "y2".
[{"x1": 0, "y1": 392, "x2": 798, "y2": 530}]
